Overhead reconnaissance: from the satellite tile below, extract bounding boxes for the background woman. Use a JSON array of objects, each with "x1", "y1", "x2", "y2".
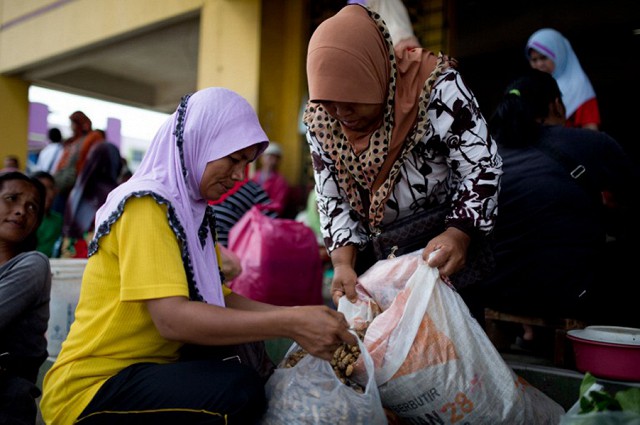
[
  {"x1": 0, "y1": 171, "x2": 51, "y2": 425},
  {"x1": 59, "y1": 141, "x2": 123, "y2": 258},
  {"x1": 459, "y1": 69, "x2": 639, "y2": 348},
  {"x1": 526, "y1": 28, "x2": 601, "y2": 131}
]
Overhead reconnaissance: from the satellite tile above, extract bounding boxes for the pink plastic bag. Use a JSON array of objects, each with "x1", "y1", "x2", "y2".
[{"x1": 227, "y1": 206, "x2": 323, "y2": 306}]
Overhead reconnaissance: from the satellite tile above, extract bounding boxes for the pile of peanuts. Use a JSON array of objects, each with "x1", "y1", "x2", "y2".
[{"x1": 284, "y1": 328, "x2": 367, "y2": 393}]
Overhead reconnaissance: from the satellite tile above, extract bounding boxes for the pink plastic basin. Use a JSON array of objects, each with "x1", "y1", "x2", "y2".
[{"x1": 567, "y1": 326, "x2": 640, "y2": 382}]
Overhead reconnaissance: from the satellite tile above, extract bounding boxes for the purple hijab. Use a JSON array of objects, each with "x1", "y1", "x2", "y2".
[{"x1": 91, "y1": 88, "x2": 268, "y2": 306}]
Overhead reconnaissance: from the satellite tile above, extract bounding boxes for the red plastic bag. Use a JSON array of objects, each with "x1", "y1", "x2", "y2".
[{"x1": 227, "y1": 206, "x2": 323, "y2": 306}]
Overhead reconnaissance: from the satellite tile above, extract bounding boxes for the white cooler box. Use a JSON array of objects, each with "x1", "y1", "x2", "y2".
[{"x1": 46, "y1": 258, "x2": 87, "y2": 358}]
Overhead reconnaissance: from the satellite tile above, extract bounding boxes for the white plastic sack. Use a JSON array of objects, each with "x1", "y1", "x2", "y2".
[
  {"x1": 261, "y1": 337, "x2": 386, "y2": 425},
  {"x1": 559, "y1": 411, "x2": 640, "y2": 425},
  {"x1": 351, "y1": 250, "x2": 565, "y2": 424},
  {"x1": 46, "y1": 258, "x2": 86, "y2": 358}
]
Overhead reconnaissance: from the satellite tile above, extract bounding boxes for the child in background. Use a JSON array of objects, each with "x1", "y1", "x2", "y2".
[{"x1": 1, "y1": 155, "x2": 20, "y2": 173}]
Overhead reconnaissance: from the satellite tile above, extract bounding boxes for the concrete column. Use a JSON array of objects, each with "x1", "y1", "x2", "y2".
[
  {"x1": 0, "y1": 76, "x2": 29, "y2": 171},
  {"x1": 197, "y1": 0, "x2": 262, "y2": 109},
  {"x1": 258, "y1": 0, "x2": 308, "y2": 186}
]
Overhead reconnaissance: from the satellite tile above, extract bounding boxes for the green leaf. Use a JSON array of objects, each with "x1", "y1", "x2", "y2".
[
  {"x1": 591, "y1": 391, "x2": 621, "y2": 411},
  {"x1": 576, "y1": 372, "x2": 640, "y2": 415},
  {"x1": 616, "y1": 388, "x2": 640, "y2": 414},
  {"x1": 579, "y1": 373, "x2": 597, "y2": 398},
  {"x1": 579, "y1": 394, "x2": 595, "y2": 413}
]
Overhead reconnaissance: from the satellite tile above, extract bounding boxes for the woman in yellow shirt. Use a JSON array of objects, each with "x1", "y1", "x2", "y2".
[{"x1": 40, "y1": 87, "x2": 356, "y2": 424}]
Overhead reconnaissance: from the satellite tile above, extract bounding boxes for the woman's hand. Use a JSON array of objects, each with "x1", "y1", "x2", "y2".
[
  {"x1": 423, "y1": 227, "x2": 470, "y2": 276},
  {"x1": 288, "y1": 306, "x2": 357, "y2": 361},
  {"x1": 328, "y1": 245, "x2": 359, "y2": 305},
  {"x1": 219, "y1": 245, "x2": 242, "y2": 281},
  {"x1": 331, "y1": 263, "x2": 359, "y2": 305}
]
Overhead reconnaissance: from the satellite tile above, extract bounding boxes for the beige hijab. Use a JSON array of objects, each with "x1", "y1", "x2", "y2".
[{"x1": 304, "y1": 4, "x2": 448, "y2": 228}]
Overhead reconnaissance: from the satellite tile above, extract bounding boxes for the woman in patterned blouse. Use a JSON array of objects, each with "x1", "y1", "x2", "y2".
[{"x1": 303, "y1": 4, "x2": 503, "y2": 306}]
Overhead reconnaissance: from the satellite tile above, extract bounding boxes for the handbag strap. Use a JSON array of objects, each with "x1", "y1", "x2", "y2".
[
  {"x1": 534, "y1": 138, "x2": 599, "y2": 201},
  {"x1": 355, "y1": 183, "x2": 375, "y2": 234}
]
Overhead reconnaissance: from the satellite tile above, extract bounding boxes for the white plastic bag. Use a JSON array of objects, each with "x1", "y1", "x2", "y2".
[
  {"x1": 559, "y1": 411, "x2": 640, "y2": 425},
  {"x1": 261, "y1": 337, "x2": 386, "y2": 425},
  {"x1": 353, "y1": 250, "x2": 565, "y2": 424}
]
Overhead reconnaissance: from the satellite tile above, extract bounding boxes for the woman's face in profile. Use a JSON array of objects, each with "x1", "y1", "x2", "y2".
[
  {"x1": 319, "y1": 101, "x2": 384, "y2": 133},
  {"x1": 0, "y1": 179, "x2": 41, "y2": 245},
  {"x1": 199, "y1": 144, "x2": 259, "y2": 202},
  {"x1": 528, "y1": 49, "x2": 555, "y2": 74}
]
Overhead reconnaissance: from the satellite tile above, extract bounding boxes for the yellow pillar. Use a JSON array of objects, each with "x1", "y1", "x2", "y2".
[
  {"x1": 0, "y1": 76, "x2": 29, "y2": 171},
  {"x1": 197, "y1": 0, "x2": 262, "y2": 108},
  {"x1": 258, "y1": 0, "x2": 308, "y2": 187},
  {"x1": 197, "y1": 0, "x2": 308, "y2": 190}
]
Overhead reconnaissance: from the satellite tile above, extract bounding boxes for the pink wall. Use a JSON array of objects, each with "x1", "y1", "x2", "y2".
[{"x1": 28, "y1": 102, "x2": 49, "y2": 151}]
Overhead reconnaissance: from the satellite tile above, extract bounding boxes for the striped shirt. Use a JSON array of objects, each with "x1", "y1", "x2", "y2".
[{"x1": 212, "y1": 181, "x2": 277, "y2": 246}]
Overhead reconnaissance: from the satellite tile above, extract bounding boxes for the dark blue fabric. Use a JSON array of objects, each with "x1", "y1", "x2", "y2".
[
  {"x1": 460, "y1": 126, "x2": 640, "y2": 324},
  {"x1": 77, "y1": 359, "x2": 266, "y2": 425},
  {"x1": 0, "y1": 375, "x2": 40, "y2": 425}
]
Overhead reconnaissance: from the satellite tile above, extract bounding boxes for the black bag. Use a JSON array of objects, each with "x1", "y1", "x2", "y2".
[
  {"x1": 370, "y1": 204, "x2": 495, "y2": 289},
  {"x1": 180, "y1": 341, "x2": 275, "y2": 384},
  {"x1": 234, "y1": 341, "x2": 276, "y2": 383},
  {"x1": 371, "y1": 204, "x2": 450, "y2": 260}
]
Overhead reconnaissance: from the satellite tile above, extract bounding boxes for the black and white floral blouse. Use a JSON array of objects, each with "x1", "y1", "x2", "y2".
[{"x1": 306, "y1": 68, "x2": 503, "y2": 253}]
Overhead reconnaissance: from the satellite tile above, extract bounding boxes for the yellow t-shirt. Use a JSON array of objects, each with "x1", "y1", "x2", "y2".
[{"x1": 40, "y1": 196, "x2": 231, "y2": 424}]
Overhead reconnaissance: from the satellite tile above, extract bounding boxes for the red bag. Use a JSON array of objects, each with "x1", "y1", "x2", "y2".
[{"x1": 227, "y1": 206, "x2": 323, "y2": 306}]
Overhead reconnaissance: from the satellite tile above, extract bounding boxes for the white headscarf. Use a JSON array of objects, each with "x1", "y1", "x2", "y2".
[
  {"x1": 90, "y1": 87, "x2": 268, "y2": 306},
  {"x1": 526, "y1": 28, "x2": 596, "y2": 118}
]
